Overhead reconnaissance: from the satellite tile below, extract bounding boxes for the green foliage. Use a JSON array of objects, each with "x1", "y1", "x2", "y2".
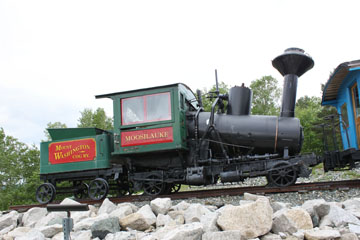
[
  {"x1": 295, "y1": 96, "x2": 323, "y2": 154},
  {"x1": 0, "y1": 128, "x2": 41, "y2": 210},
  {"x1": 201, "y1": 82, "x2": 230, "y2": 112},
  {"x1": 77, "y1": 108, "x2": 113, "y2": 130},
  {"x1": 44, "y1": 121, "x2": 67, "y2": 141},
  {"x1": 295, "y1": 96, "x2": 339, "y2": 155},
  {"x1": 250, "y1": 76, "x2": 281, "y2": 115}
]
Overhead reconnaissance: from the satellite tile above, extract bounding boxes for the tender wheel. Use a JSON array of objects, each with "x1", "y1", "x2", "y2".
[
  {"x1": 36, "y1": 183, "x2": 56, "y2": 204},
  {"x1": 267, "y1": 162, "x2": 297, "y2": 187},
  {"x1": 170, "y1": 183, "x2": 181, "y2": 193},
  {"x1": 74, "y1": 182, "x2": 89, "y2": 200},
  {"x1": 143, "y1": 173, "x2": 166, "y2": 196},
  {"x1": 88, "y1": 178, "x2": 109, "y2": 200}
]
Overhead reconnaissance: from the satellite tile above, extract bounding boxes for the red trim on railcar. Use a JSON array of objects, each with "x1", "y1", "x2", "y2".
[
  {"x1": 48, "y1": 138, "x2": 96, "y2": 164},
  {"x1": 121, "y1": 127, "x2": 173, "y2": 147}
]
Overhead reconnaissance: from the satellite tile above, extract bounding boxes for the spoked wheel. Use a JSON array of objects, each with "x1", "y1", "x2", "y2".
[
  {"x1": 36, "y1": 183, "x2": 56, "y2": 204},
  {"x1": 143, "y1": 173, "x2": 166, "y2": 196},
  {"x1": 74, "y1": 182, "x2": 89, "y2": 200},
  {"x1": 267, "y1": 161, "x2": 298, "y2": 187},
  {"x1": 170, "y1": 183, "x2": 181, "y2": 193},
  {"x1": 88, "y1": 178, "x2": 109, "y2": 200}
]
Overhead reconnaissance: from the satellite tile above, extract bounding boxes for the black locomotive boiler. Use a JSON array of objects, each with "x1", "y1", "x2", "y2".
[{"x1": 37, "y1": 48, "x2": 319, "y2": 203}]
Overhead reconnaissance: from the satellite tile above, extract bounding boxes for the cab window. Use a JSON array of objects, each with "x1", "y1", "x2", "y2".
[{"x1": 121, "y1": 92, "x2": 171, "y2": 125}]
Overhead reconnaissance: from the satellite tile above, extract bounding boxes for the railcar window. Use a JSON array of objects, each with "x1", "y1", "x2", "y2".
[
  {"x1": 121, "y1": 92, "x2": 171, "y2": 125},
  {"x1": 147, "y1": 93, "x2": 171, "y2": 121}
]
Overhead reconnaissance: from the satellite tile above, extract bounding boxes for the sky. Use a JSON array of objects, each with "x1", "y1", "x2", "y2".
[{"x1": 1, "y1": 0, "x2": 360, "y2": 147}]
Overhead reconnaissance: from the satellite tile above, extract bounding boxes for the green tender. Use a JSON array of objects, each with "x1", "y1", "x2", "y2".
[{"x1": 40, "y1": 128, "x2": 111, "y2": 175}]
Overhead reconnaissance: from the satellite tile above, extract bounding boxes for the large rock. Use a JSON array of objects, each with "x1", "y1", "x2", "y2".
[
  {"x1": 320, "y1": 204, "x2": 360, "y2": 228},
  {"x1": 137, "y1": 204, "x2": 157, "y2": 226},
  {"x1": 104, "y1": 231, "x2": 133, "y2": 240},
  {"x1": 0, "y1": 211, "x2": 19, "y2": 231},
  {"x1": 349, "y1": 224, "x2": 360, "y2": 235},
  {"x1": 340, "y1": 232, "x2": 359, "y2": 240},
  {"x1": 170, "y1": 201, "x2": 190, "y2": 212},
  {"x1": 168, "y1": 211, "x2": 185, "y2": 225},
  {"x1": 314, "y1": 203, "x2": 331, "y2": 218},
  {"x1": 74, "y1": 213, "x2": 109, "y2": 231},
  {"x1": 272, "y1": 209, "x2": 298, "y2": 234},
  {"x1": 343, "y1": 198, "x2": 360, "y2": 218},
  {"x1": 119, "y1": 213, "x2": 151, "y2": 231},
  {"x1": 162, "y1": 222, "x2": 203, "y2": 240},
  {"x1": 271, "y1": 201, "x2": 291, "y2": 213},
  {"x1": 22, "y1": 207, "x2": 48, "y2": 227},
  {"x1": 156, "y1": 213, "x2": 176, "y2": 228},
  {"x1": 243, "y1": 192, "x2": 269, "y2": 201},
  {"x1": 150, "y1": 225, "x2": 178, "y2": 239},
  {"x1": 217, "y1": 198, "x2": 273, "y2": 238},
  {"x1": 304, "y1": 229, "x2": 341, "y2": 240},
  {"x1": 6, "y1": 226, "x2": 31, "y2": 238},
  {"x1": 35, "y1": 211, "x2": 66, "y2": 228},
  {"x1": 91, "y1": 217, "x2": 121, "y2": 239},
  {"x1": 109, "y1": 204, "x2": 133, "y2": 220},
  {"x1": 184, "y1": 203, "x2": 211, "y2": 223},
  {"x1": 73, "y1": 230, "x2": 93, "y2": 240},
  {"x1": 301, "y1": 199, "x2": 326, "y2": 216},
  {"x1": 117, "y1": 202, "x2": 139, "y2": 213},
  {"x1": 200, "y1": 211, "x2": 219, "y2": 232},
  {"x1": 72, "y1": 205, "x2": 97, "y2": 224},
  {"x1": 272, "y1": 208, "x2": 313, "y2": 234},
  {"x1": 261, "y1": 233, "x2": 282, "y2": 240},
  {"x1": 0, "y1": 225, "x2": 16, "y2": 236},
  {"x1": 98, "y1": 198, "x2": 117, "y2": 215},
  {"x1": 151, "y1": 198, "x2": 172, "y2": 215},
  {"x1": 202, "y1": 230, "x2": 245, "y2": 240},
  {"x1": 16, "y1": 229, "x2": 46, "y2": 240},
  {"x1": 39, "y1": 223, "x2": 63, "y2": 238}
]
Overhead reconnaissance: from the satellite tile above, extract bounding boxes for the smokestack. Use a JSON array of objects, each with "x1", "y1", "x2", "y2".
[{"x1": 272, "y1": 48, "x2": 314, "y2": 118}]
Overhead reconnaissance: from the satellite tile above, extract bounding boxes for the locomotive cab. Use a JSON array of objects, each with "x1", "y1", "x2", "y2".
[{"x1": 96, "y1": 83, "x2": 198, "y2": 156}]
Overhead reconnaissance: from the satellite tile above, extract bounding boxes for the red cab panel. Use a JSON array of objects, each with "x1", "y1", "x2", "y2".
[{"x1": 121, "y1": 127, "x2": 173, "y2": 147}]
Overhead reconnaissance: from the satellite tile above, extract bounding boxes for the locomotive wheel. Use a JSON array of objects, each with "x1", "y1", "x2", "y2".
[
  {"x1": 143, "y1": 173, "x2": 166, "y2": 196},
  {"x1": 36, "y1": 183, "x2": 56, "y2": 204},
  {"x1": 74, "y1": 182, "x2": 89, "y2": 200},
  {"x1": 267, "y1": 162, "x2": 297, "y2": 187},
  {"x1": 170, "y1": 183, "x2": 181, "y2": 193},
  {"x1": 88, "y1": 178, "x2": 109, "y2": 200}
]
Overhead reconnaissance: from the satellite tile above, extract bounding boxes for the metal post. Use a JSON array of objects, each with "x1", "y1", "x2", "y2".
[{"x1": 47, "y1": 204, "x2": 89, "y2": 240}]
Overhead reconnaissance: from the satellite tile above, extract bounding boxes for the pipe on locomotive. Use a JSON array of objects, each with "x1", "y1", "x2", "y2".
[{"x1": 272, "y1": 48, "x2": 314, "y2": 118}]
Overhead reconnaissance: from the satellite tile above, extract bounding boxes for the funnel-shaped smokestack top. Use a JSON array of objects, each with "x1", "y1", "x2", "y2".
[
  {"x1": 272, "y1": 48, "x2": 314, "y2": 77},
  {"x1": 272, "y1": 48, "x2": 314, "y2": 118}
]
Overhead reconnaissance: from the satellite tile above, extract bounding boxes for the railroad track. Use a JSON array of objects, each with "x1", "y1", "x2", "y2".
[{"x1": 9, "y1": 179, "x2": 360, "y2": 212}]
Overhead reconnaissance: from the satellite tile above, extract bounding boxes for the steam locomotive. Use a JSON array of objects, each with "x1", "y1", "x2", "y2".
[{"x1": 36, "y1": 48, "x2": 319, "y2": 203}]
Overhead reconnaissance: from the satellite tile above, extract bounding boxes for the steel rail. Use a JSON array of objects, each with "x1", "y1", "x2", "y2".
[{"x1": 9, "y1": 179, "x2": 360, "y2": 212}]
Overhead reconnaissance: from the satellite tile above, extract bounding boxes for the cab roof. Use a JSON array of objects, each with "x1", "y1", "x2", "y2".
[{"x1": 95, "y1": 83, "x2": 194, "y2": 99}]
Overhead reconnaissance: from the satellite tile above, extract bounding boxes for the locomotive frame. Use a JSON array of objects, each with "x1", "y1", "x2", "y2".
[{"x1": 36, "y1": 48, "x2": 320, "y2": 204}]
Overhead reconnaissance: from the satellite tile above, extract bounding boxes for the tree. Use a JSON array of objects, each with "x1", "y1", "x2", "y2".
[
  {"x1": 77, "y1": 108, "x2": 113, "y2": 130},
  {"x1": 44, "y1": 121, "x2": 67, "y2": 141},
  {"x1": 0, "y1": 128, "x2": 41, "y2": 210},
  {"x1": 295, "y1": 96, "x2": 323, "y2": 154},
  {"x1": 295, "y1": 95, "x2": 340, "y2": 155},
  {"x1": 250, "y1": 76, "x2": 281, "y2": 115},
  {"x1": 200, "y1": 82, "x2": 230, "y2": 112}
]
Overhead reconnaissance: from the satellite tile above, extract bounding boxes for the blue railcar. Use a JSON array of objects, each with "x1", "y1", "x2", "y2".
[{"x1": 322, "y1": 60, "x2": 360, "y2": 170}]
